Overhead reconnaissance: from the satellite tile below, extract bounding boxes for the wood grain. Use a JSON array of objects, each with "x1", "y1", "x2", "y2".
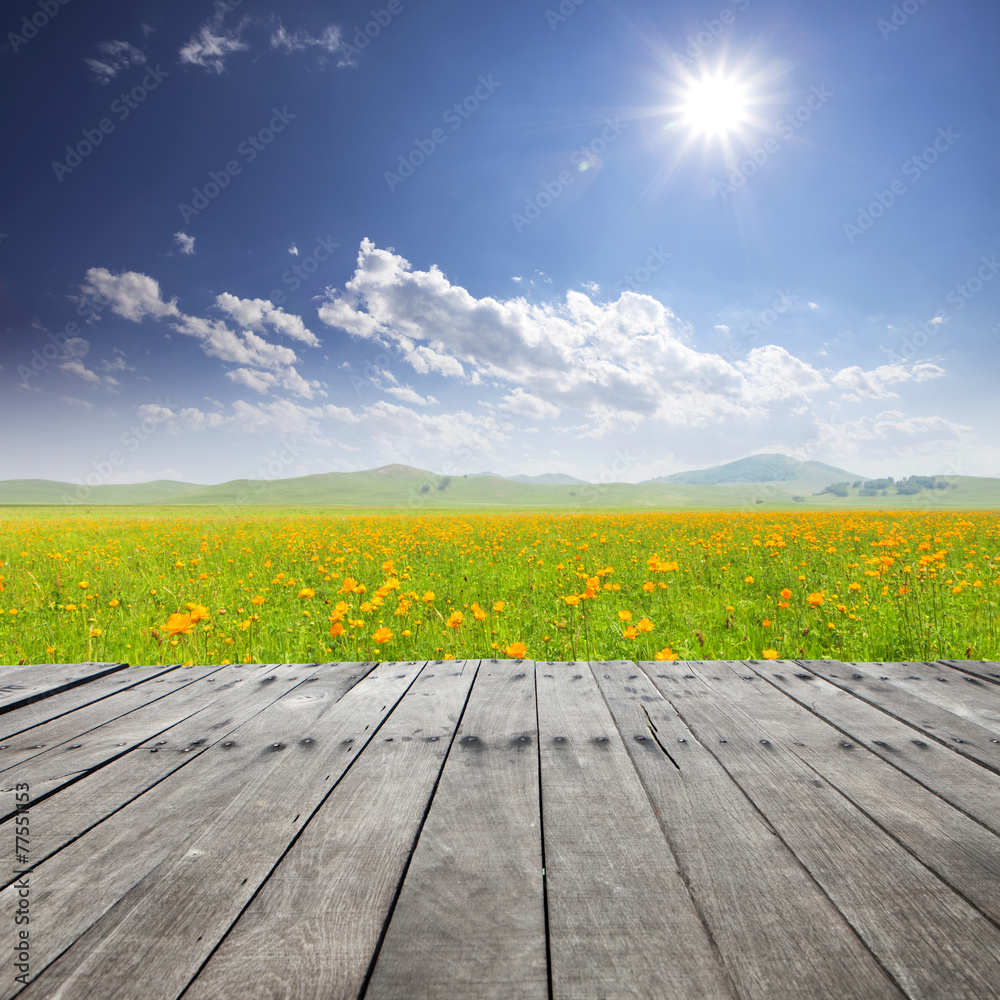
[
  {"x1": 537, "y1": 661, "x2": 736, "y2": 1000},
  {"x1": 366, "y1": 659, "x2": 547, "y2": 1000}
]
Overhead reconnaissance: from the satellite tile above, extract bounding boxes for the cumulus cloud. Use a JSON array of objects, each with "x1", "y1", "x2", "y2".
[
  {"x1": 317, "y1": 240, "x2": 835, "y2": 430},
  {"x1": 77, "y1": 268, "x2": 321, "y2": 398},
  {"x1": 86, "y1": 40, "x2": 146, "y2": 83},
  {"x1": 381, "y1": 385, "x2": 438, "y2": 406},
  {"x1": 215, "y1": 293, "x2": 321, "y2": 346},
  {"x1": 821, "y1": 410, "x2": 973, "y2": 463},
  {"x1": 832, "y1": 362, "x2": 946, "y2": 400},
  {"x1": 498, "y1": 387, "x2": 560, "y2": 420},
  {"x1": 174, "y1": 231, "x2": 195, "y2": 255}
]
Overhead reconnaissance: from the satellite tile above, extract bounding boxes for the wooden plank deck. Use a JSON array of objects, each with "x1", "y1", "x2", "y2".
[{"x1": 1, "y1": 660, "x2": 999, "y2": 1000}]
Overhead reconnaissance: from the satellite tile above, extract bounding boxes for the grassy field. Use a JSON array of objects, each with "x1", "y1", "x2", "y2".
[{"x1": 1, "y1": 507, "x2": 998, "y2": 665}]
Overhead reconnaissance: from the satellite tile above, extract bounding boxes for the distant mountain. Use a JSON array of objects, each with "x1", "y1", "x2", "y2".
[
  {"x1": 506, "y1": 473, "x2": 588, "y2": 486},
  {"x1": 1, "y1": 459, "x2": 996, "y2": 509},
  {"x1": 646, "y1": 454, "x2": 862, "y2": 495}
]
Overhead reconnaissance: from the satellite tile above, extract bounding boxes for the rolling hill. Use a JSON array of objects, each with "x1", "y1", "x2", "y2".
[{"x1": 1, "y1": 457, "x2": 997, "y2": 509}]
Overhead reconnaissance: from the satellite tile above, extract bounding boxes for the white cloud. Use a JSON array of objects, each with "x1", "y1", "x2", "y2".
[
  {"x1": 179, "y1": 18, "x2": 249, "y2": 73},
  {"x1": 269, "y1": 23, "x2": 344, "y2": 56},
  {"x1": 498, "y1": 387, "x2": 560, "y2": 420},
  {"x1": 174, "y1": 231, "x2": 195, "y2": 255},
  {"x1": 86, "y1": 40, "x2": 146, "y2": 83},
  {"x1": 820, "y1": 410, "x2": 974, "y2": 466},
  {"x1": 60, "y1": 396, "x2": 94, "y2": 411},
  {"x1": 81, "y1": 268, "x2": 180, "y2": 322},
  {"x1": 214, "y1": 293, "x2": 321, "y2": 346},
  {"x1": 55, "y1": 337, "x2": 121, "y2": 390},
  {"x1": 288, "y1": 243, "x2": 299, "y2": 256},
  {"x1": 381, "y1": 385, "x2": 438, "y2": 406},
  {"x1": 831, "y1": 362, "x2": 946, "y2": 400},
  {"x1": 77, "y1": 268, "x2": 321, "y2": 398},
  {"x1": 317, "y1": 240, "x2": 834, "y2": 429}
]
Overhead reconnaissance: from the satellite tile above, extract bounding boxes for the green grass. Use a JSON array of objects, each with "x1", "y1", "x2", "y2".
[{"x1": 1, "y1": 508, "x2": 998, "y2": 666}]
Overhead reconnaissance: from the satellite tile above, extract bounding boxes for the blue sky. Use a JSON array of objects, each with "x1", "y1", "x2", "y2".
[{"x1": 2, "y1": 0, "x2": 998, "y2": 487}]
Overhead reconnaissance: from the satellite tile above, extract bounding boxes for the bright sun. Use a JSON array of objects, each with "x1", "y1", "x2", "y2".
[{"x1": 679, "y1": 76, "x2": 749, "y2": 137}]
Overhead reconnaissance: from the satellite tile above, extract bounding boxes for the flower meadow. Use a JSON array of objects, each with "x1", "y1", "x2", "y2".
[{"x1": 1, "y1": 510, "x2": 998, "y2": 665}]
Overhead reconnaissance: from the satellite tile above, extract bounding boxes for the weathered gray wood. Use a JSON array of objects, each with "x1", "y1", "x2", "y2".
[
  {"x1": 854, "y1": 661, "x2": 1000, "y2": 735},
  {"x1": 179, "y1": 662, "x2": 479, "y2": 1000},
  {"x1": 536, "y1": 661, "x2": 736, "y2": 1000},
  {"x1": 0, "y1": 663, "x2": 225, "y2": 777},
  {"x1": 939, "y1": 659, "x2": 1000, "y2": 686},
  {"x1": 798, "y1": 660, "x2": 1000, "y2": 773},
  {"x1": 763, "y1": 664, "x2": 1000, "y2": 837},
  {"x1": 0, "y1": 663, "x2": 129, "y2": 713},
  {"x1": 0, "y1": 665, "x2": 343, "y2": 868},
  {"x1": 3, "y1": 661, "x2": 411, "y2": 1000},
  {"x1": 0, "y1": 664, "x2": 183, "y2": 740},
  {"x1": 594, "y1": 660, "x2": 906, "y2": 1000},
  {"x1": 366, "y1": 659, "x2": 547, "y2": 1000},
  {"x1": 645, "y1": 662, "x2": 1000, "y2": 1000},
  {"x1": 689, "y1": 659, "x2": 1000, "y2": 927}
]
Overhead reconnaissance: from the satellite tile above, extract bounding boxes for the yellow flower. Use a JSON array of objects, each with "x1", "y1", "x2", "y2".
[
  {"x1": 564, "y1": 595, "x2": 580, "y2": 607},
  {"x1": 617, "y1": 609, "x2": 632, "y2": 621},
  {"x1": 654, "y1": 647, "x2": 679, "y2": 661},
  {"x1": 848, "y1": 582, "x2": 861, "y2": 591},
  {"x1": 373, "y1": 626, "x2": 393, "y2": 644},
  {"x1": 77, "y1": 581, "x2": 89, "y2": 590},
  {"x1": 109, "y1": 599, "x2": 120, "y2": 607},
  {"x1": 745, "y1": 575, "x2": 754, "y2": 584},
  {"x1": 493, "y1": 601, "x2": 505, "y2": 612},
  {"x1": 642, "y1": 581, "x2": 655, "y2": 592},
  {"x1": 503, "y1": 641, "x2": 528, "y2": 658},
  {"x1": 422, "y1": 591, "x2": 435, "y2": 603},
  {"x1": 162, "y1": 612, "x2": 194, "y2": 637},
  {"x1": 89, "y1": 627, "x2": 102, "y2": 637},
  {"x1": 185, "y1": 603, "x2": 210, "y2": 622},
  {"x1": 807, "y1": 592, "x2": 824, "y2": 608},
  {"x1": 298, "y1": 588, "x2": 315, "y2": 599},
  {"x1": 622, "y1": 625, "x2": 639, "y2": 639},
  {"x1": 636, "y1": 617, "x2": 654, "y2": 633},
  {"x1": 329, "y1": 621, "x2": 346, "y2": 637},
  {"x1": 446, "y1": 610, "x2": 464, "y2": 629},
  {"x1": 780, "y1": 588, "x2": 792, "y2": 600},
  {"x1": 251, "y1": 595, "x2": 265, "y2": 605},
  {"x1": 762, "y1": 649, "x2": 780, "y2": 660},
  {"x1": 64, "y1": 603, "x2": 78, "y2": 612}
]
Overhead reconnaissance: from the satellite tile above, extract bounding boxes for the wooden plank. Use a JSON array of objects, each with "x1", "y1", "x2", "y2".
[
  {"x1": 0, "y1": 664, "x2": 183, "y2": 740},
  {"x1": 593, "y1": 660, "x2": 906, "y2": 1000},
  {"x1": 164, "y1": 662, "x2": 479, "y2": 1000},
  {"x1": 854, "y1": 661, "x2": 1000, "y2": 736},
  {"x1": 645, "y1": 662, "x2": 1000, "y2": 1000},
  {"x1": 0, "y1": 663, "x2": 225, "y2": 776},
  {"x1": 939, "y1": 659, "x2": 1000, "y2": 686},
  {"x1": 0, "y1": 663, "x2": 129, "y2": 714},
  {"x1": 686, "y1": 659, "x2": 1000, "y2": 927},
  {"x1": 365, "y1": 659, "x2": 547, "y2": 1000},
  {"x1": 0, "y1": 663, "x2": 374, "y2": 887},
  {"x1": 1, "y1": 660, "x2": 410, "y2": 1000},
  {"x1": 797, "y1": 660, "x2": 1000, "y2": 773},
  {"x1": 763, "y1": 664, "x2": 1000, "y2": 837},
  {"x1": 536, "y1": 662, "x2": 736, "y2": 1000}
]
